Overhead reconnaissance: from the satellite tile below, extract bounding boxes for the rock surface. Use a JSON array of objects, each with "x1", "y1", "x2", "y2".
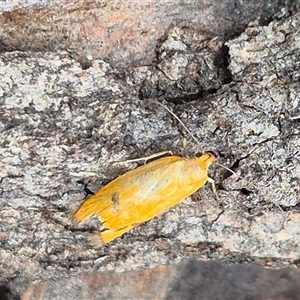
[
  {"x1": 0, "y1": 1, "x2": 300, "y2": 299},
  {"x1": 0, "y1": 0, "x2": 299, "y2": 66},
  {"x1": 21, "y1": 260, "x2": 300, "y2": 300}
]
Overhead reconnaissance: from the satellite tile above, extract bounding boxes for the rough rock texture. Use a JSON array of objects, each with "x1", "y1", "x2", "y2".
[
  {"x1": 21, "y1": 260, "x2": 300, "y2": 300},
  {"x1": 0, "y1": 0, "x2": 299, "y2": 67},
  {"x1": 1, "y1": 1, "x2": 300, "y2": 299}
]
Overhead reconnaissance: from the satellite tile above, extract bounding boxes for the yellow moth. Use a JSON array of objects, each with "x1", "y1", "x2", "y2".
[
  {"x1": 74, "y1": 152, "x2": 216, "y2": 245},
  {"x1": 74, "y1": 102, "x2": 221, "y2": 246}
]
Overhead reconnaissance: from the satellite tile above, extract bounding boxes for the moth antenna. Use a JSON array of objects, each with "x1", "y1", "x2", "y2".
[
  {"x1": 153, "y1": 100, "x2": 203, "y2": 148},
  {"x1": 153, "y1": 100, "x2": 258, "y2": 192},
  {"x1": 154, "y1": 103, "x2": 225, "y2": 170}
]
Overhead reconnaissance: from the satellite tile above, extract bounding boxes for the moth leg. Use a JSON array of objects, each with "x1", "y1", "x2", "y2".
[
  {"x1": 118, "y1": 151, "x2": 173, "y2": 164},
  {"x1": 207, "y1": 177, "x2": 222, "y2": 206},
  {"x1": 181, "y1": 136, "x2": 187, "y2": 157},
  {"x1": 175, "y1": 127, "x2": 187, "y2": 157}
]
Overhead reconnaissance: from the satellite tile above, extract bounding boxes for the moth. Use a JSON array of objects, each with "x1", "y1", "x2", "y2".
[
  {"x1": 74, "y1": 151, "x2": 216, "y2": 245},
  {"x1": 74, "y1": 101, "x2": 223, "y2": 246}
]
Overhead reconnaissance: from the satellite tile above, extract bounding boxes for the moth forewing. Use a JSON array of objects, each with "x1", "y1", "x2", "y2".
[{"x1": 74, "y1": 152, "x2": 216, "y2": 245}]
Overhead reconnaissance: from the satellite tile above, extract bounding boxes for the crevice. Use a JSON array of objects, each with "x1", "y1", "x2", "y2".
[
  {"x1": 164, "y1": 87, "x2": 225, "y2": 104},
  {"x1": 240, "y1": 188, "x2": 254, "y2": 196},
  {"x1": 214, "y1": 44, "x2": 233, "y2": 84},
  {"x1": 76, "y1": 180, "x2": 95, "y2": 196},
  {"x1": 220, "y1": 155, "x2": 250, "y2": 181},
  {"x1": 0, "y1": 285, "x2": 12, "y2": 300}
]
